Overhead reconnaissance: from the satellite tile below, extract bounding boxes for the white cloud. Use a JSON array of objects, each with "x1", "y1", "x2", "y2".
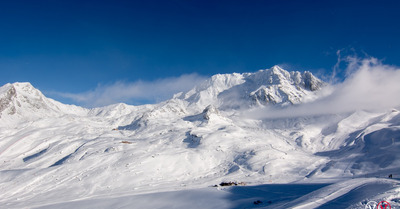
[
  {"x1": 56, "y1": 74, "x2": 206, "y2": 107},
  {"x1": 247, "y1": 57, "x2": 400, "y2": 119}
]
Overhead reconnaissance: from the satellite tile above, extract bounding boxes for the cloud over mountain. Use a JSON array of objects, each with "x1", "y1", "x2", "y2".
[
  {"x1": 248, "y1": 57, "x2": 400, "y2": 119},
  {"x1": 55, "y1": 74, "x2": 207, "y2": 107}
]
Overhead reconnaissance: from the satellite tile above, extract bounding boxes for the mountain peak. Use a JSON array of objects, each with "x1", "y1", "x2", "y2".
[
  {"x1": 271, "y1": 65, "x2": 287, "y2": 74},
  {"x1": 303, "y1": 71, "x2": 322, "y2": 91},
  {"x1": 0, "y1": 82, "x2": 51, "y2": 120},
  {"x1": 0, "y1": 82, "x2": 87, "y2": 123},
  {"x1": 12, "y1": 82, "x2": 44, "y2": 98},
  {"x1": 12, "y1": 82, "x2": 34, "y2": 88},
  {"x1": 179, "y1": 66, "x2": 325, "y2": 110}
]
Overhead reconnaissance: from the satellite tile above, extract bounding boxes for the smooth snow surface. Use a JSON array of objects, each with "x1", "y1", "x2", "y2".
[
  {"x1": 32, "y1": 178, "x2": 400, "y2": 209},
  {"x1": 1, "y1": 66, "x2": 400, "y2": 208}
]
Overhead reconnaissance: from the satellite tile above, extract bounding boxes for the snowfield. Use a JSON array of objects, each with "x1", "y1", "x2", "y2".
[
  {"x1": 33, "y1": 178, "x2": 400, "y2": 209},
  {"x1": 1, "y1": 65, "x2": 400, "y2": 208}
]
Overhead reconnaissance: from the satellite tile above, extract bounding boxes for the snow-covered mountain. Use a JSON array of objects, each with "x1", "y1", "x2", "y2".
[
  {"x1": 0, "y1": 82, "x2": 87, "y2": 125},
  {"x1": 178, "y1": 65, "x2": 324, "y2": 110},
  {"x1": 0, "y1": 66, "x2": 399, "y2": 209}
]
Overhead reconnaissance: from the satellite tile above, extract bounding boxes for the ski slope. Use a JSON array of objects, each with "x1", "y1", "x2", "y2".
[
  {"x1": 1, "y1": 66, "x2": 400, "y2": 208},
  {"x1": 30, "y1": 178, "x2": 400, "y2": 209}
]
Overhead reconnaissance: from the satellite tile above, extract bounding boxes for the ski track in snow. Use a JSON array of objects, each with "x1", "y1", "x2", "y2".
[{"x1": 0, "y1": 133, "x2": 32, "y2": 156}]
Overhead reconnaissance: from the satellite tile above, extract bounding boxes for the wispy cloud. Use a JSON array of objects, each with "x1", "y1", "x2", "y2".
[
  {"x1": 247, "y1": 56, "x2": 400, "y2": 119},
  {"x1": 55, "y1": 74, "x2": 207, "y2": 107}
]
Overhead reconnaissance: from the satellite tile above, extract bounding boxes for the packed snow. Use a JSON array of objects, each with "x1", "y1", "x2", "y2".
[{"x1": 0, "y1": 65, "x2": 399, "y2": 208}]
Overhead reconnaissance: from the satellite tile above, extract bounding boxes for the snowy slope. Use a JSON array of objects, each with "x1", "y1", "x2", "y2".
[
  {"x1": 31, "y1": 178, "x2": 400, "y2": 209},
  {"x1": 0, "y1": 66, "x2": 399, "y2": 208}
]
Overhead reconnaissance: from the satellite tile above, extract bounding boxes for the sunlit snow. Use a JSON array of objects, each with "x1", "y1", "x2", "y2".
[{"x1": 1, "y1": 65, "x2": 399, "y2": 208}]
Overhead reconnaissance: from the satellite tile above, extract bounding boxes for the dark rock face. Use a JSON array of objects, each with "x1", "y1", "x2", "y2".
[
  {"x1": 0, "y1": 85, "x2": 17, "y2": 117},
  {"x1": 303, "y1": 71, "x2": 323, "y2": 91}
]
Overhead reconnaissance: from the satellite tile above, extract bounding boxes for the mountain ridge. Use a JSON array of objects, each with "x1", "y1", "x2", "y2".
[
  {"x1": 0, "y1": 66, "x2": 324, "y2": 127},
  {"x1": 178, "y1": 65, "x2": 325, "y2": 111}
]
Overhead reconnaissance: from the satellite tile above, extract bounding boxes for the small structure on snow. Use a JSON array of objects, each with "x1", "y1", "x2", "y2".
[{"x1": 213, "y1": 181, "x2": 246, "y2": 187}]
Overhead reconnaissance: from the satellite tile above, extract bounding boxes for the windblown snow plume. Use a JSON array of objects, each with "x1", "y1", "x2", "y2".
[{"x1": 248, "y1": 57, "x2": 400, "y2": 119}]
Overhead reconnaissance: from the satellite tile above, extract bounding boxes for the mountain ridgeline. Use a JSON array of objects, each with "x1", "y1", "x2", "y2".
[
  {"x1": 177, "y1": 65, "x2": 324, "y2": 110},
  {"x1": 0, "y1": 66, "x2": 323, "y2": 120}
]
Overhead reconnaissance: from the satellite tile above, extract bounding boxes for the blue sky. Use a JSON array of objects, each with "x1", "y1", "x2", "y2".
[{"x1": 1, "y1": 0, "x2": 400, "y2": 107}]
